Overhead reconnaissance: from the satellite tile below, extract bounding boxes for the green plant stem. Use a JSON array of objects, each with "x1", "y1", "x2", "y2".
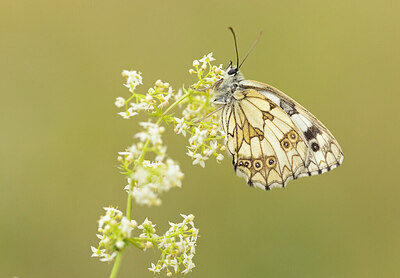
[
  {"x1": 126, "y1": 186, "x2": 133, "y2": 220},
  {"x1": 110, "y1": 252, "x2": 123, "y2": 278}
]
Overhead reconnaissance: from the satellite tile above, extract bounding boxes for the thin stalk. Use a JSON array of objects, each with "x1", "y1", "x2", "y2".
[{"x1": 110, "y1": 252, "x2": 123, "y2": 278}]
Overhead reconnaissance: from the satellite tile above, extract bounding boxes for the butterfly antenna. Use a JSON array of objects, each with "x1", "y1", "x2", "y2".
[
  {"x1": 228, "y1": 27, "x2": 240, "y2": 69},
  {"x1": 239, "y1": 30, "x2": 262, "y2": 69}
]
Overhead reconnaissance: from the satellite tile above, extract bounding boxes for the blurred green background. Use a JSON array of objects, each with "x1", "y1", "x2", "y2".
[{"x1": 1, "y1": 0, "x2": 399, "y2": 277}]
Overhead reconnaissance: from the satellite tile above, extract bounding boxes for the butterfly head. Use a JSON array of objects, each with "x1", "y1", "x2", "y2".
[
  {"x1": 226, "y1": 61, "x2": 239, "y2": 76},
  {"x1": 211, "y1": 62, "x2": 244, "y2": 103}
]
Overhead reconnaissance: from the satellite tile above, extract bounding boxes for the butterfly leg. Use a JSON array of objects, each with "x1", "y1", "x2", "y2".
[
  {"x1": 194, "y1": 106, "x2": 224, "y2": 124},
  {"x1": 190, "y1": 86, "x2": 213, "y2": 92}
]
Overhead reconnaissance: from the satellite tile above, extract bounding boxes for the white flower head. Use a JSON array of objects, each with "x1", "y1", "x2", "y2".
[
  {"x1": 115, "y1": 97, "x2": 125, "y2": 108},
  {"x1": 118, "y1": 107, "x2": 138, "y2": 119},
  {"x1": 216, "y1": 153, "x2": 224, "y2": 162},
  {"x1": 122, "y1": 70, "x2": 143, "y2": 91},
  {"x1": 192, "y1": 153, "x2": 208, "y2": 168},
  {"x1": 192, "y1": 60, "x2": 200, "y2": 67},
  {"x1": 199, "y1": 52, "x2": 215, "y2": 64}
]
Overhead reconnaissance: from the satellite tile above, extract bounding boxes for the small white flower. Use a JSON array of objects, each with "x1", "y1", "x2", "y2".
[
  {"x1": 91, "y1": 246, "x2": 101, "y2": 257},
  {"x1": 189, "y1": 128, "x2": 208, "y2": 147},
  {"x1": 114, "y1": 97, "x2": 125, "y2": 108},
  {"x1": 144, "y1": 241, "x2": 153, "y2": 249},
  {"x1": 180, "y1": 213, "x2": 195, "y2": 223},
  {"x1": 99, "y1": 251, "x2": 118, "y2": 262},
  {"x1": 103, "y1": 207, "x2": 122, "y2": 215},
  {"x1": 164, "y1": 159, "x2": 184, "y2": 188},
  {"x1": 174, "y1": 88, "x2": 183, "y2": 101},
  {"x1": 130, "y1": 102, "x2": 153, "y2": 112},
  {"x1": 186, "y1": 149, "x2": 195, "y2": 158},
  {"x1": 142, "y1": 218, "x2": 153, "y2": 227},
  {"x1": 216, "y1": 154, "x2": 224, "y2": 162},
  {"x1": 192, "y1": 60, "x2": 199, "y2": 67},
  {"x1": 155, "y1": 79, "x2": 163, "y2": 87},
  {"x1": 174, "y1": 117, "x2": 188, "y2": 137},
  {"x1": 96, "y1": 234, "x2": 104, "y2": 240},
  {"x1": 120, "y1": 216, "x2": 134, "y2": 237},
  {"x1": 205, "y1": 141, "x2": 218, "y2": 156},
  {"x1": 199, "y1": 52, "x2": 215, "y2": 64},
  {"x1": 130, "y1": 220, "x2": 138, "y2": 228},
  {"x1": 192, "y1": 153, "x2": 208, "y2": 168},
  {"x1": 132, "y1": 166, "x2": 150, "y2": 186},
  {"x1": 118, "y1": 107, "x2": 138, "y2": 119},
  {"x1": 148, "y1": 263, "x2": 161, "y2": 273}
]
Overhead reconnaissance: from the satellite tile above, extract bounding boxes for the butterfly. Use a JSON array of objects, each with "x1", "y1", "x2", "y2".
[{"x1": 211, "y1": 28, "x2": 344, "y2": 190}]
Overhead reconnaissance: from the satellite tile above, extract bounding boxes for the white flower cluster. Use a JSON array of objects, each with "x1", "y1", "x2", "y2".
[
  {"x1": 91, "y1": 209, "x2": 198, "y2": 276},
  {"x1": 189, "y1": 52, "x2": 222, "y2": 88},
  {"x1": 91, "y1": 207, "x2": 138, "y2": 262},
  {"x1": 171, "y1": 53, "x2": 226, "y2": 167},
  {"x1": 116, "y1": 72, "x2": 173, "y2": 119},
  {"x1": 122, "y1": 70, "x2": 143, "y2": 91},
  {"x1": 123, "y1": 159, "x2": 184, "y2": 206},
  {"x1": 116, "y1": 73, "x2": 184, "y2": 206},
  {"x1": 147, "y1": 214, "x2": 198, "y2": 276}
]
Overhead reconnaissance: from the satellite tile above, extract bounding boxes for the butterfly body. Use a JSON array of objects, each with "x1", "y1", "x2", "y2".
[{"x1": 213, "y1": 66, "x2": 344, "y2": 190}]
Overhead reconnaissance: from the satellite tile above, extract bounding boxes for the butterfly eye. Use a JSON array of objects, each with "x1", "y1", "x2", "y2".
[
  {"x1": 253, "y1": 160, "x2": 263, "y2": 171},
  {"x1": 311, "y1": 142, "x2": 320, "y2": 152},
  {"x1": 228, "y1": 67, "x2": 238, "y2": 75},
  {"x1": 281, "y1": 138, "x2": 293, "y2": 151},
  {"x1": 238, "y1": 160, "x2": 251, "y2": 168},
  {"x1": 266, "y1": 156, "x2": 276, "y2": 168},
  {"x1": 288, "y1": 131, "x2": 298, "y2": 143}
]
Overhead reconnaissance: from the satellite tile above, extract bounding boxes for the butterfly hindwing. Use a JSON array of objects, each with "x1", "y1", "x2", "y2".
[{"x1": 239, "y1": 80, "x2": 344, "y2": 178}]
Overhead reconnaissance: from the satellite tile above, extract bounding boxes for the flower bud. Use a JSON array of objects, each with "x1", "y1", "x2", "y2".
[
  {"x1": 130, "y1": 220, "x2": 138, "y2": 228},
  {"x1": 146, "y1": 95, "x2": 153, "y2": 102},
  {"x1": 116, "y1": 241, "x2": 125, "y2": 249},
  {"x1": 145, "y1": 241, "x2": 153, "y2": 249},
  {"x1": 114, "y1": 97, "x2": 125, "y2": 108},
  {"x1": 192, "y1": 60, "x2": 199, "y2": 67},
  {"x1": 155, "y1": 80, "x2": 163, "y2": 87}
]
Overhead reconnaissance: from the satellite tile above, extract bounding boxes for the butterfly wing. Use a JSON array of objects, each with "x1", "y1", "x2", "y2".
[
  {"x1": 239, "y1": 80, "x2": 344, "y2": 178},
  {"x1": 221, "y1": 89, "x2": 311, "y2": 190}
]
